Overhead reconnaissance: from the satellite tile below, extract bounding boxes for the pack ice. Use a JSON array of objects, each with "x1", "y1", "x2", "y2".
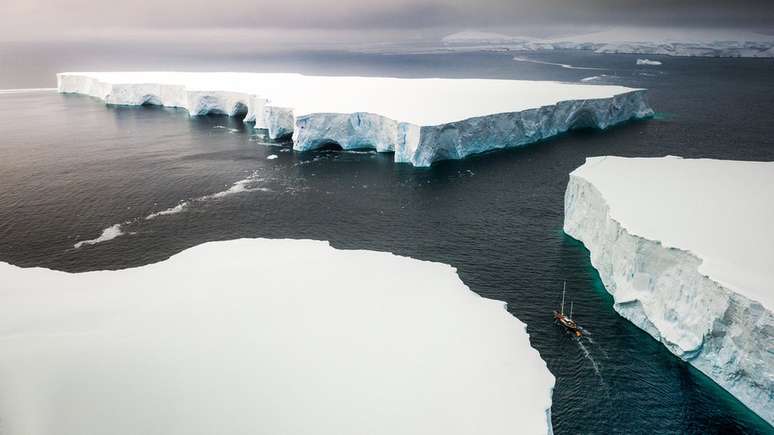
[
  {"x1": 0, "y1": 238, "x2": 555, "y2": 435},
  {"x1": 57, "y1": 72, "x2": 652, "y2": 167},
  {"x1": 564, "y1": 156, "x2": 773, "y2": 424}
]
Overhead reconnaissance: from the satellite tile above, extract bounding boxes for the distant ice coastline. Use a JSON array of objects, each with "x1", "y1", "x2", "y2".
[
  {"x1": 58, "y1": 72, "x2": 652, "y2": 167},
  {"x1": 0, "y1": 238, "x2": 555, "y2": 435},
  {"x1": 441, "y1": 28, "x2": 774, "y2": 58}
]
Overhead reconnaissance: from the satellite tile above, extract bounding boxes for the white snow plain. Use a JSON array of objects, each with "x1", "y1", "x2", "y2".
[
  {"x1": 0, "y1": 238, "x2": 555, "y2": 435},
  {"x1": 58, "y1": 72, "x2": 652, "y2": 167},
  {"x1": 442, "y1": 28, "x2": 774, "y2": 58},
  {"x1": 564, "y1": 156, "x2": 774, "y2": 424}
]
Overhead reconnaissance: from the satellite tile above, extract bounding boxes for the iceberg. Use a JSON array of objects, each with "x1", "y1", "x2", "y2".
[
  {"x1": 636, "y1": 59, "x2": 662, "y2": 66},
  {"x1": 0, "y1": 238, "x2": 555, "y2": 435},
  {"x1": 58, "y1": 72, "x2": 652, "y2": 167},
  {"x1": 563, "y1": 156, "x2": 774, "y2": 424}
]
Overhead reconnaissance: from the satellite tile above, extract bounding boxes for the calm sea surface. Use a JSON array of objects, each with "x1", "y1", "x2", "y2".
[{"x1": 1, "y1": 46, "x2": 773, "y2": 433}]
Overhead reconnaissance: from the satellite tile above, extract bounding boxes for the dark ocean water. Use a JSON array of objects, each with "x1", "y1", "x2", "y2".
[{"x1": 1, "y1": 48, "x2": 773, "y2": 434}]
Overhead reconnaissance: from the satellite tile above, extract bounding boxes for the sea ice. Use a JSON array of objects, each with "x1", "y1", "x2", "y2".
[
  {"x1": 512, "y1": 56, "x2": 605, "y2": 70},
  {"x1": 145, "y1": 201, "x2": 188, "y2": 220},
  {"x1": 73, "y1": 223, "x2": 125, "y2": 248},
  {"x1": 75, "y1": 172, "x2": 268, "y2": 247},
  {"x1": 563, "y1": 156, "x2": 774, "y2": 424},
  {"x1": 0, "y1": 238, "x2": 555, "y2": 435},
  {"x1": 58, "y1": 72, "x2": 652, "y2": 167}
]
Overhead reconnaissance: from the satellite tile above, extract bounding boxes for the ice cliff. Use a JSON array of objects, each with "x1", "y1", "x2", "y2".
[
  {"x1": 58, "y1": 72, "x2": 652, "y2": 167},
  {"x1": 564, "y1": 156, "x2": 773, "y2": 424},
  {"x1": 0, "y1": 238, "x2": 555, "y2": 435}
]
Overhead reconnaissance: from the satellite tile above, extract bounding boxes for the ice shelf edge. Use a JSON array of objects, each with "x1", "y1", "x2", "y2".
[
  {"x1": 57, "y1": 72, "x2": 653, "y2": 167},
  {"x1": 563, "y1": 170, "x2": 773, "y2": 425}
]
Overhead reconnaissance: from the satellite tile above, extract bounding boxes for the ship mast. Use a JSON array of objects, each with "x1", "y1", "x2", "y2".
[{"x1": 561, "y1": 281, "x2": 566, "y2": 316}]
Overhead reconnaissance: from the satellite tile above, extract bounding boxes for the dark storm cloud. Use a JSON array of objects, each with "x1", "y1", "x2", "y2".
[{"x1": 2, "y1": 0, "x2": 773, "y2": 41}]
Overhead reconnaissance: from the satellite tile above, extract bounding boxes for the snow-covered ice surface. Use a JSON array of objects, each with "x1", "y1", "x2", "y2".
[
  {"x1": 0, "y1": 238, "x2": 555, "y2": 435},
  {"x1": 58, "y1": 72, "x2": 652, "y2": 167},
  {"x1": 441, "y1": 28, "x2": 774, "y2": 58},
  {"x1": 564, "y1": 156, "x2": 774, "y2": 424}
]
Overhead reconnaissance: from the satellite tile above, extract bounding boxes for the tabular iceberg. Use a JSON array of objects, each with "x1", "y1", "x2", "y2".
[
  {"x1": 0, "y1": 238, "x2": 555, "y2": 435},
  {"x1": 58, "y1": 72, "x2": 652, "y2": 167},
  {"x1": 563, "y1": 156, "x2": 774, "y2": 424}
]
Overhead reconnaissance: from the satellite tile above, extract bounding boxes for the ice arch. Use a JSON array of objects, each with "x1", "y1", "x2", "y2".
[
  {"x1": 568, "y1": 108, "x2": 600, "y2": 130},
  {"x1": 140, "y1": 94, "x2": 162, "y2": 106},
  {"x1": 231, "y1": 101, "x2": 248, "y2": 119}
]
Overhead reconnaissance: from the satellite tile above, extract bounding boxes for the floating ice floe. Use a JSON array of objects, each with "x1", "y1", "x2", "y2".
[
  {"x1": 145, "y1": 201, "x2": 189, "y2": 220},
  {"x1": 58, "y1": 72, "x2": 652, "y2": 167},
  {"x1": 512, "y1": 56, "x2": 605, "y2": 70},
  {"x1": 74, "y1": 172, "x2": 268, "y2": 248},
  {"x1": 72, "y1": 223, "x2": 125, "y2": 248},
  {"x1": 636, "y1": 59, "x2": 662, "y2": 66},
  {"x1": 579, "y1": 75, "x2": 619, "y2": 83},
  {"x1": 0, "y1": 238, "x2": 555, "y2": 435},
  {"x1": 563, "y1": 156, "x2": 774, "y2": 424}
]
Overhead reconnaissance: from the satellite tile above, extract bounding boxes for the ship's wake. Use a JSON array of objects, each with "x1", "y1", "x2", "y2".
[{"x1": 574, "y1": 334, "x2": 609, "y2": 392}]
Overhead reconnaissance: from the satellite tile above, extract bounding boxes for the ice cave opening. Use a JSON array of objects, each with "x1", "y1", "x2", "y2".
[
  {"x1": 140, "y1": 94, "x2": 162, "y2": 106},
  {"x1": 232, "y1": 101, "x2": 248, "y2": 120},
  {"x1": 314, "y1": 141, "x2": 346, "y2": 151},
  {"x1": 568, "y1": 108, "x2": 600, "y2": 130}
]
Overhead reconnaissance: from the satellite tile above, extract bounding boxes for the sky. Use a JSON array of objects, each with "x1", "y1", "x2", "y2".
[{"x1": 2, "y1": 0, "x2": 773, "y2": 44}]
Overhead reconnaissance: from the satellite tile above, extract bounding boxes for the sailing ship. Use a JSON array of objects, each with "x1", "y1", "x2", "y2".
[{"x1": 553, "y1": 281, "x2": 582, "y2": 336}]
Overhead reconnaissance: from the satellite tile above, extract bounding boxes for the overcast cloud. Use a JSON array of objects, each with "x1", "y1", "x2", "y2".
[{"x1": 2, "y1": 0, "x2": 773, "y2": 42}]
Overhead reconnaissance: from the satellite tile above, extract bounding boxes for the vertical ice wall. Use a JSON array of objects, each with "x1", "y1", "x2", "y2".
[
  {"x1": 58, "y1": 73, "x2": 652, "y2": 167},
  {"x1": 564, "y1": 157, "x2": 773, "y2": 424}
]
